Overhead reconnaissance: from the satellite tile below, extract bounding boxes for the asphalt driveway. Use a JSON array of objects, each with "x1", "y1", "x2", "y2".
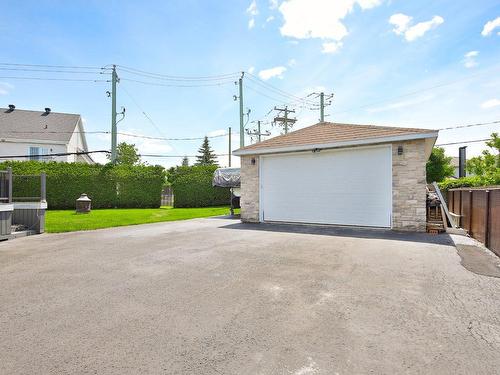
[{"x1": 1, "y1": 218, "x2": 499, "y2": 374}]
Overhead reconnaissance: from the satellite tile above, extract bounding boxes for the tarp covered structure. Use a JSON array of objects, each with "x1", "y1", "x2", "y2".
[{"x1": 212, "y1": 168, "x2": 240, "y2": 188}]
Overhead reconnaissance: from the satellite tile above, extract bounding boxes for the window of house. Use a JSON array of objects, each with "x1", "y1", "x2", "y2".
[{"x1": 29, "y1": 147, "x2": 49, "y2": 161}]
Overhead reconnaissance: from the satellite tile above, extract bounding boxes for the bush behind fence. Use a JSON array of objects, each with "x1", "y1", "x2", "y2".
[
  {"x1": 0, "y1": 161, "x2": 165, "y2": 209},
  {"x1": 169, "y1": 165, "x2": 230, "y2": 208}
]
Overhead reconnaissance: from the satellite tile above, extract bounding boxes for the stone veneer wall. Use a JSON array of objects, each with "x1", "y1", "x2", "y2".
[
  {"x1": 240, "y1": 140, "x2": 428, "y2": 231},
  {"x1": 240, "y1": 155, "x2": 260, "y2": 222},
  {"x1": 391, "y1": 139, "x2": 427, "y2": 232}
]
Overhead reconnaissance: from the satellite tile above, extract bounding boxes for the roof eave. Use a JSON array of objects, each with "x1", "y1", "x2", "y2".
[{"x1": 233, "y1": 132, "x2": 439, "y2": 156}]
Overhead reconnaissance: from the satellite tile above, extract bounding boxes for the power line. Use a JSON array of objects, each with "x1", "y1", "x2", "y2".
[
  {"x1": 117, "y1": 66, "x2": 239, "y2": 82},
  {"x1": 2, "y1": 130, "x2": 237, "y2": 140},
  {"x1": 120, "y1": 84, "x2": 167, "y2": 138},
  {"x1": 0, "y1": 62, "x2": 102, "y2": 70},
  {"x1": 333, "y1": 67, "x2": 500, "y2": 115},
  {"x1": 0, "y1": 67, "x2": 107, "y2": 74},
  {"x1": 245, "y1": 73, "x2": 316, "y2": 105},
  {"x1": 120, "y1": 77, "x2": 235, "y2": 87},
  {"x1": 0, "y1": 76, "x2": 108, "y2": 82},
  {"x1": 0, "y1": 150, "x2": 109, "y2": 159},
  {"x1": 436, "y1": 138, "x2": 492, "y2": 146},
  {"x1": 116, "y1": 64, "x2": 239, "y2": 80},
  {"x1": 438, "y1": 120, "x2": 500, "y2": 130}
]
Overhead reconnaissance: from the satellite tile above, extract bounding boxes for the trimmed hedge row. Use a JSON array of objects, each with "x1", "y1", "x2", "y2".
[
  {"x1": 0, "y1": 161, "x2": 165, "y2": 209},
  {"x1": 169, "y1": 165, "x2": 230, "y2": 208}
]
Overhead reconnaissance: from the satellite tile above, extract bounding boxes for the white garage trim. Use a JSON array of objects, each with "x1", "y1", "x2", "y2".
[{"x1": 258, "y1": 144, "x2": 393, "y2": 228}]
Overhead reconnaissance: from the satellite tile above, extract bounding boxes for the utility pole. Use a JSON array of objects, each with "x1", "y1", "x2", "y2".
[
  {"x1": 238, "y1": 72, "x2": 245, "y2": 148},
  {"x1": 228, "y1": 126, "x2": 232, "y2": 167},
  {"x1": 273, "y1": 106, "x2": 296, "y2": 134},
  {"x1": 110, "y1": 65, "x2": 118, "y2": 163},
  {"x1": 246, "y1": 120, "x2": 271, "y2": 143},
  {"x1": 313, "y1": 92, "x2": 334, "y2": 123},
  {"x1": 320, "y1": 92, "x2": 324, "y2": 122}
]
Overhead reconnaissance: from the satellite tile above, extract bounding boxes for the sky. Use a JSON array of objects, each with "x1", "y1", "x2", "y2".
[{"x1": 1, "y1": 0, "x2": 499, "y2": 167}]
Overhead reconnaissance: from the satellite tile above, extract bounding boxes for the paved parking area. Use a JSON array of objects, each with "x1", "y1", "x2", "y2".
[{"x1": 1, "y1": 218, "x2": 500, "y2": 374}]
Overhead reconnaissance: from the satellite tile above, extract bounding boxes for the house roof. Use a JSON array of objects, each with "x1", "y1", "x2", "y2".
[
  {"x1": 0, "y1": 107, "x2": 82, "y2": 144},
  {"x1": 233, "y1": 122, "x2": 438, "y2": 156}
]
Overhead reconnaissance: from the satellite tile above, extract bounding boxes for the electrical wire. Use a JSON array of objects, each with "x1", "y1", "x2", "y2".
[
  {"x1": 245, "y1": 73, "x2": 316, "y2": 105},
  {"x1": 0, "y1": 76, "x2": 108, "y2": 82},
  {"x1": 438, "y1": 120, "x2": 500, "y2": 130},
  {"x1": 117, "y1": 66, "x2": 239, "y2": 82},
  {"x1": 436, "y1": 138, "x2": 492, "y2": 146},
  {"x1": 0, "y1": 67, "x2": 108, "y2": 74},
  {"x1": 0, "y1": 62, "x2": 102, "y2": 70},
  {"x1": 333, "y1": 68, "x2": 500, "y2": 115},
  {"x1": 120, "y1": 77, "x2": 235, "y2": 87},
  {"x1": 3, "y1": 130, "x2": 237, "y2": 140},
  {"x1": 0, "y1": 150, "x2": 109, "y2": 159}
]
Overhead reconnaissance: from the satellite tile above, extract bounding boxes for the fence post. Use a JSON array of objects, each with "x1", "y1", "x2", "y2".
[
  {"x1": 458, "y1": 190, "x2": 462, "y2": 227},
  {"x1": 469, "y1": 190, "x2": 473, "y2": 235},
  {"x1": 41, "y1": 172, "x2": 46, "y2": 202},
  {"x1": 7, "y1": 167, "x2": 12, "y2": 203},
  {"x1": 485, "y1": 190, "x2": 490, "y2": 248}
]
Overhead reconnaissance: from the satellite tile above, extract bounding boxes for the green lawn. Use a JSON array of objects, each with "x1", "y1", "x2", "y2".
[{"x1": 45, "y1": 206, "x2": 236, "y2": 233}]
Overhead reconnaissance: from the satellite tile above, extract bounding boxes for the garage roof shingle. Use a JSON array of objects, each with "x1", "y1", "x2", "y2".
[{"x1": 235, "y1": 122, "x2": 438, "y2": 154}]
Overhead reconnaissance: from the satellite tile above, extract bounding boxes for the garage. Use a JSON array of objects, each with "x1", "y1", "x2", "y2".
[
  {"x1": 260, "y1": 145, "x2": 392, "y2": 227},
  {"x1": 234, "y1": 122, "x2": 438, "y2": 231}
]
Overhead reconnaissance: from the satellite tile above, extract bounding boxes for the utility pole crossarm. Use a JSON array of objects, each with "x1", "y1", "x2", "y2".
[{"x1": 273, "y1": 106, "x2": 296, "y2": 134}]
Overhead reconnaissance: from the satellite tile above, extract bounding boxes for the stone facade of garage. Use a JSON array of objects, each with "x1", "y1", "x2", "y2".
[{"x1": 239, "y1": 139, "x2": 428, "y2": 231}]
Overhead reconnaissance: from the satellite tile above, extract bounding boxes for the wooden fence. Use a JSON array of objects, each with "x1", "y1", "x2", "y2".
[{"x1": 448, "y1": 187, "x2": 500, "y2": 257}]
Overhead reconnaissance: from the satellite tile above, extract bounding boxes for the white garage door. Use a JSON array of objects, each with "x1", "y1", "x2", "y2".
[{"x1": 260, "y1": 145, "x2": 392, "y2": 227}]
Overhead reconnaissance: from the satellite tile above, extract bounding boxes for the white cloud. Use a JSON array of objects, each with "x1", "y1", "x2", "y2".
[
  {"x1": 246, "y1": 0, "x2": 258, "y2": 30},
  {"x1": 0, "y1": 82, "x2": 14, "y2": 96},
  {"x1": 287, "y1": 58, "x2": 297, "y2": 67},
  {"x1": 322, "y1": 41, "x2": 343, "y2": 54},
  {"x1": 389, "y1": 13, "x2": 444, "y2": 41},
  {"x1": 247, "y1": 0, "x2": 258, "y2": 16},
  {"x1": 248, "y1": 66, "x2": 255, "y2": 74},
  {"x1": 389, "y1": 13, "x2": 412, "y2": 35},
  {"x1": 463, "y1": 50, "x2": 479, "y2": 68},
  {"x1": 367, "y1": 94, "x2": 435, "y2": 113},
  {"x1": 481, "y1": 17, "x2": 500, "y2": 36},
  {"x1": 269, "y1": 0, "x2": 279, "y2": 9},
  {"x1": 481, "y1": 98, "x2": 500, "y2": 109},
  {"x1": 266, "y1": 15, "x2": 275, "y2": 23},
  {"x1": 258, "y1": 66, "x2": 287, "y2": 80},
  {"x1": 278, "y1": 0, "x2": 383, "y2": 53}
]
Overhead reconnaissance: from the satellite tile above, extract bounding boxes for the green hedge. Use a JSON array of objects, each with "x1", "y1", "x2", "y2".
[
  {"x1": 438, "y1": 172, "x2": 500, "y2": 196},
  {"x1": 169, "y1": 165, "x2": 230, "y2": 208},
  {"x1": 0, "y1": 161, "x2": 165, "y2": 209}
]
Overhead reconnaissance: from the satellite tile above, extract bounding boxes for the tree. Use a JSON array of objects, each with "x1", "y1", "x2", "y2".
[
  {"x1": 107, "y1": 142, "x2": 141, "y2": 165},
  {"x1": 181, "y1": 156, "x2": 189, "y2": 166},
  {"x1": 195, "y1": 136, "x2": 218, "y2": 166},
  {"x1": 426, "y1": 147, "x2": 454, "y2": 183},
  {"x1": 467, "y1": 132, "x2": 500, "y2": 176}
]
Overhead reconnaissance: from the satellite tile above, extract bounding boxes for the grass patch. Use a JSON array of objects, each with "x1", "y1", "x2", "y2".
[{"x1": 46, "y1": 206, "x2": 237, "y2": 233}]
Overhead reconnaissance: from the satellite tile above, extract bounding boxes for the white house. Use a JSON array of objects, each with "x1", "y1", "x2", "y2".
[{"x1": 0, "y1": 105, "x2": 94, "y2": 163}]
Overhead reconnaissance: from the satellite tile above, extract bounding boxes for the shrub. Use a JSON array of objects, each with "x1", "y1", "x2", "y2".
[
  {"x1": 0, "y1": 161, "x2": 165, "y2": 209},
  {"x1": 169, "y1": 165, "x2": 230, "y2": 207},
  {"x1": 438, "y1": 172, "x2": 500, "y2": 195}
]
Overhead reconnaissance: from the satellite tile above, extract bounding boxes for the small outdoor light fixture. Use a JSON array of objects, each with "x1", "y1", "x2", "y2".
[
  {"x1": 76, "y1": 193, "x2": 92, "y2": 213},
  {"x1": 251, "y1": 157, "x2": 256, "y2": 165},
  {"x1": 397, "y1": 145, "x2": 404, "y2": 155}
]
